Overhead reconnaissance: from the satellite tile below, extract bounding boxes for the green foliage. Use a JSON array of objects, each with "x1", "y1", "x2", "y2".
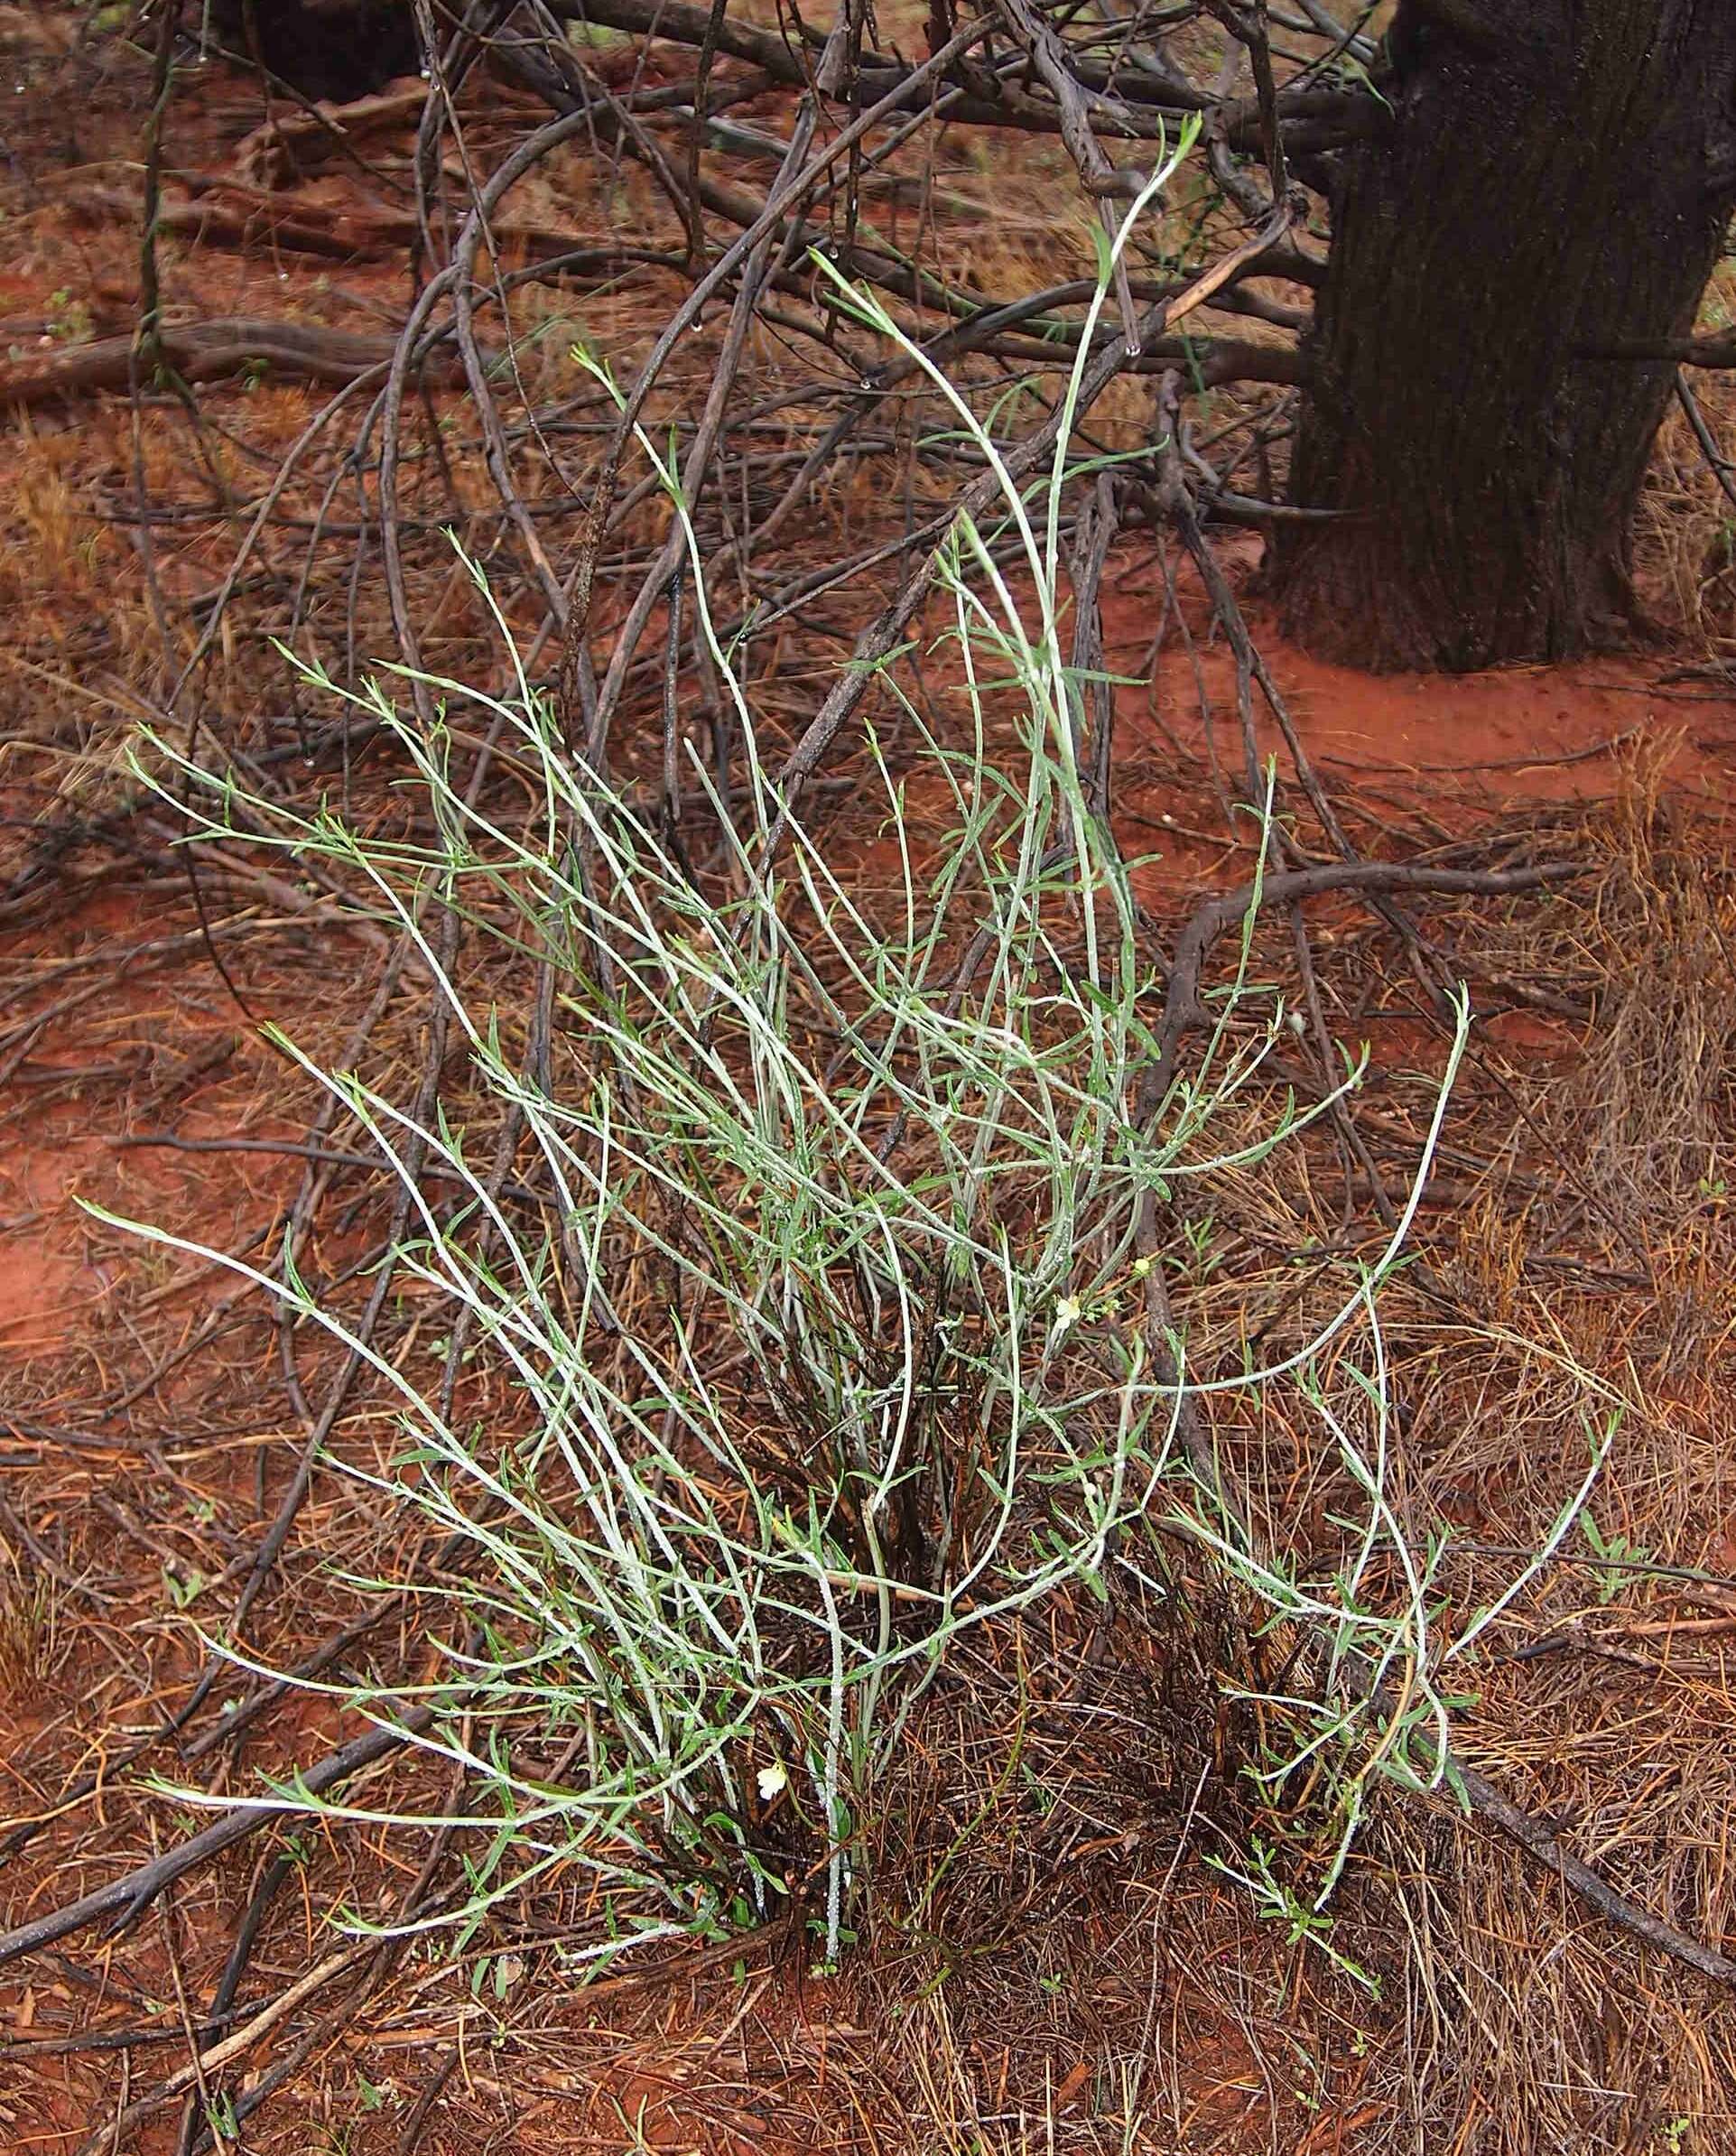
[{"x1": 99, "y1": 139, "x2": 1605, "y2": 1973}]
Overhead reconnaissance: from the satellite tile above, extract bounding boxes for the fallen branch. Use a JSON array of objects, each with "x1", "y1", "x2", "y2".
[
  {"x1": 1676, "y1": 367, "x2": 1736, "y2": 513},
  {"x1": 1135, "y1": 859, "x2": 1585, "y2": 1124},
  {"x1": 231, "y1": 85, "x2": 433, "y2": 185},
  {"x1": 541, "y1": 0, "x2": 1380, "y2": 150},
  {"x1": 1422, "y1": 1705, "x2": 1736, "y2": 1984},
  {"x1": 67, "y1": 181, "x2": 629, "y2": 272},
  {"x1": 0, "y1": 1706, "x2": 434, "y2": 1968},
  {"x1": 0, "y1": 318, "x2": 459, "y2": 407}
]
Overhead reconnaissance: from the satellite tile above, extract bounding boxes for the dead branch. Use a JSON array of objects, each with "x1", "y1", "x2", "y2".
[
  {"x1": 230, "y1": 85, "x2": 447, "y2": 184},
  {"x1": 1592, "y1": 330, "x2": 1736, "y2": 368},
  {"x1": 1135, "y1": 860, "x2": 1585, "y2": 1125},
  {"x1": 67, "y1": 180, "x2": 615, "y2": 269},
  {"x1": 0, "y1": 1708, "x2": 435, "y2": 1969},
  {"x1": 0, "y1": 317, "x2": 464, "y2": 407},
  {"x1": 543, "y1": 0, "x2": 1383, "y2": 149}
]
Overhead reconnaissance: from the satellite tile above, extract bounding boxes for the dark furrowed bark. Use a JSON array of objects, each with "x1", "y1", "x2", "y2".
[
  {"x1": 200, "y1": 0, "x2": 422, "y2": 101},
  {"x1": 1273, "y1": 0, "x2": 1736, "y2": 672}
]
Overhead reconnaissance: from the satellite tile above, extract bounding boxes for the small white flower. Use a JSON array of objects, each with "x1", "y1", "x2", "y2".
[
  {"x1": 1054, "y1": 1294, "x2": 1082, "y2": 1332},
  {"x1": 757, "y1": 1761, "x2": 788, "y2": 1802},
  {"x1": 1286, "y1": 1008, "x2": 1307, "y2": 1036}
]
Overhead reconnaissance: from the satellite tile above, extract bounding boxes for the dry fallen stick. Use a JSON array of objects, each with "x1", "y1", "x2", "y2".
[
  {"x1": 67, "y1": 181, "x2": 609, "y2": 271},
  {"x1": 1135, "y1": 858, "x2": 1587, "y2": 1125},
  {"x1": 0, "y1": 318, "x2": 464, "y2": 407},
  {"x1": 68, "y1": 1943, "x2": 372, "y2": 2156},
  {"x1": 231, "y1": 85, "x2": 434, "y2": 185},
  {"x1": 0, "y1": 1706, "x2": 434, "y2": 1969},
  {"x1": 1447, "y1": 1752, "x2": 1736, "y2": 1984}
]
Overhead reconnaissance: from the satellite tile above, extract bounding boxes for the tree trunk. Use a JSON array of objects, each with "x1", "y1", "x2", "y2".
[
  {"x1": 1272, "y1": 0, "x2": 1736, "y2": 672},
  {"x1": 204, "y1": 0, "x2": 422, "y2": 102}
]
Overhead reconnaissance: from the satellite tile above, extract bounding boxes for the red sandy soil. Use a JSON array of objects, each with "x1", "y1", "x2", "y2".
[
  {"x1": 1103, "y1": 544, "x2": 1736, "y2": 891},
  {"x1": 0, "y1": 884, "x2": 309, "y2": 1368}
]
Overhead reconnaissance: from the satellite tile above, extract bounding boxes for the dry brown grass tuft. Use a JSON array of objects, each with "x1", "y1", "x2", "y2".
[
  {"x1": 1560, "y1": 781, "x2": 1736, "y2": 1226},
  {"x1": 1636, "y1": 261, "x2": 1736, "y2": 656}
]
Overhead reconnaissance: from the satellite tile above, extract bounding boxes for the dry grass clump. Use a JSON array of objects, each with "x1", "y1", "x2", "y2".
[
  {"x1": 1562, "y1": 799, "x2": 1736, "y2": 1226},
  {"x1": 1347, "y1": 796, "x2": 1736, "y2": 2156},
  {"x1": 1637, "y1": 261, "x2": 1736, "y2": 655}
]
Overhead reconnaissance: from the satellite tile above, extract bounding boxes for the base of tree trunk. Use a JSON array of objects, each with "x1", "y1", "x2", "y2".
[{"x1": 1269, "y1": 527, "x2": 1644, "y2": 675}]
